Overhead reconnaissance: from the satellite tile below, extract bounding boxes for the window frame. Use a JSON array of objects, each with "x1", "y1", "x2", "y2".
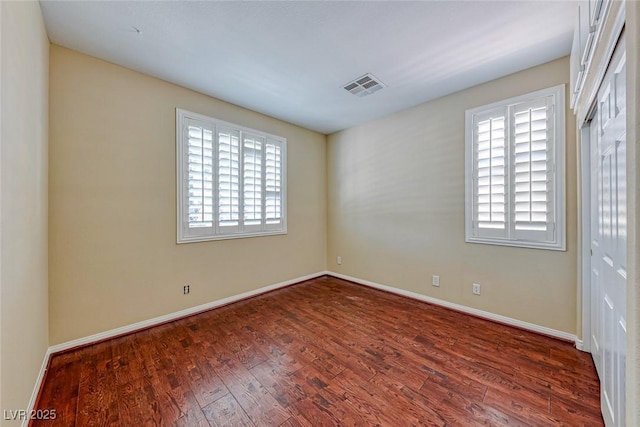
[
  {"x1": 464, "y1": 85, "x2": 566, "y2": 251},
  {"x1": 176, "y1": 108, "x2": 287, "y2": 244}
]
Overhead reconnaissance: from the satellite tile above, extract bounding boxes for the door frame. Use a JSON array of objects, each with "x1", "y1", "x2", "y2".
[
  {"x1": 578, "y1": 11, "x2": 625, "y2": 356},
  {"x1": 580, "y1": 122, "x2": 593, "y2": 353}
]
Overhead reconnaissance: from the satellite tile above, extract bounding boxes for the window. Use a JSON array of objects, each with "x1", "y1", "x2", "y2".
[
  {"x1": 465, "y1": 85, "x2": 565, "y2": 250},
  {"x1": 176, "y1": 109, "x2": 286, "y2": 243}
]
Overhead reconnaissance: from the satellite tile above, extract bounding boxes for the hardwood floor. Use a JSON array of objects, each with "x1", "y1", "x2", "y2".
[{"x1": 32, "y1": 276, "x2": 603, "y2": 426}]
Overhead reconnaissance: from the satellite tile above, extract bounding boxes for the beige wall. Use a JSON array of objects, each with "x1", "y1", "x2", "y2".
[
  {"x1": 49, "y1": 46, "x2": 326, "y2": 345},
  {"x1": 0, "y1": 0, "x2": 49, "y2": 422},
  {"x1": 328, "y1": 57, "x2": 577, "y2": 334}
]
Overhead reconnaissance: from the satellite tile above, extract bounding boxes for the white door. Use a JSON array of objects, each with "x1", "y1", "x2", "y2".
[{"x1": 590, "y1": 34, "x2": 626, "y2": 427}]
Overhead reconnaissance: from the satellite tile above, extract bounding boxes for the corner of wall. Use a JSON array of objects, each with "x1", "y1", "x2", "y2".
[{"x1": 0, "y1": 0, "x2": 50, "y2": 422}]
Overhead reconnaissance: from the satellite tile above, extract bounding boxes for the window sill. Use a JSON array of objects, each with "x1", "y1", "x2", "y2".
[
  {"x1": 178, "y1": 229, "x2": 287, "y2": 244},
  {"x1": 465, "y1": 237, "x2": 566, "y2": 251}
]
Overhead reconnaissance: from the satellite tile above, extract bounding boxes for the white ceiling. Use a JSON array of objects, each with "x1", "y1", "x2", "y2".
[{"x1": 40, "y1": 1, "x2": 577, "y2": 134}]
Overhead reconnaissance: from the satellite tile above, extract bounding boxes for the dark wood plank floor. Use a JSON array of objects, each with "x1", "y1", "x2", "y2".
[{"x1": 32, "y1": 276, "x2": 603, "y2": 426}]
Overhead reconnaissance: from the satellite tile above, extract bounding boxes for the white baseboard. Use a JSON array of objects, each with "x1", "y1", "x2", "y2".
[
  {"x1": 47, "y1": 269, "x2": 580, "y2": 354},
  {"x1": 25, "y1": 271, "x2": 323, "y2": 425},
  {"x1": 23, "y1": 348, "x2": 53, "y2": 427},
  {"x1": 31, "y1": 269, "x2": 580, "y2": 419},
  {"x1": 48, "y1": 271, "x2": 327, "y2": 355},
  {"x1": 327, "y1": 271, "x2": 578, "y2": 344}
]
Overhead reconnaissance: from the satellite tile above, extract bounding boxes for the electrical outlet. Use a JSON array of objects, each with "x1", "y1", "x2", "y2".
[
  {"x1": 337, "y1": 256, "x2": 342, "y2": 265},
  {"x1": 183, "y1": 285, "x2": 190, "y2": 295},
  {"x1": 472, "y1": 283, "x2": 481, "y2": 295},
  {"x1": 432, "y1": 275, "x2": 440, "y2": 287}
]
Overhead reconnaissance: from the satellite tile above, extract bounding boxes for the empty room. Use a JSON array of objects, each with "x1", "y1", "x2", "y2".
[{"x1": 1, "y1": 0, "x2": 638, "y2": 426}]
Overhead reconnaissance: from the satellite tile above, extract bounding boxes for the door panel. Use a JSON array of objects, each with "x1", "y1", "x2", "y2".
[{"x1": 590, "y1": 35, "x2": 626, "y2": 427}]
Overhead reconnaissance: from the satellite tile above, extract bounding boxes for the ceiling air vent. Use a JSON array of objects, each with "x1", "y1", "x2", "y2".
[{"x1": 343, "y1": 73, "x2": 386, "y2": 97}]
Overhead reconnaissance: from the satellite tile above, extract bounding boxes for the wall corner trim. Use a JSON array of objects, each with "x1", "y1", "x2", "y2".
[{"x1": 326, "y1": 271, "x2": 578, "y2": 344}]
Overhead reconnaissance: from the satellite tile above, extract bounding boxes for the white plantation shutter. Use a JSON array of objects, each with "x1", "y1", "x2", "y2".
[
  {"x1": 512, "y1": 97, "x2": 556, "y2": 242},
  {"x1": 474, "y1": 110, "x2": 507, "y2": 237},
  {"x1": 243, "y1": 134, "x2": 264, "y2": 230},
  {"x1": 265, "y1": 139, "x2": 283, "y2": 227},
  {"x1": 177, "y1": 109, "x2": 287, "y2": 243},
  {"x1": 217, "y1": 127, "x2": 240, "y2": 230},
  {"x1": 465, "y1": 85, "x2": 565, "y2": 250},
  {"x1": 183, "y1": 118, "x2": 214, "y2": 238}
]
